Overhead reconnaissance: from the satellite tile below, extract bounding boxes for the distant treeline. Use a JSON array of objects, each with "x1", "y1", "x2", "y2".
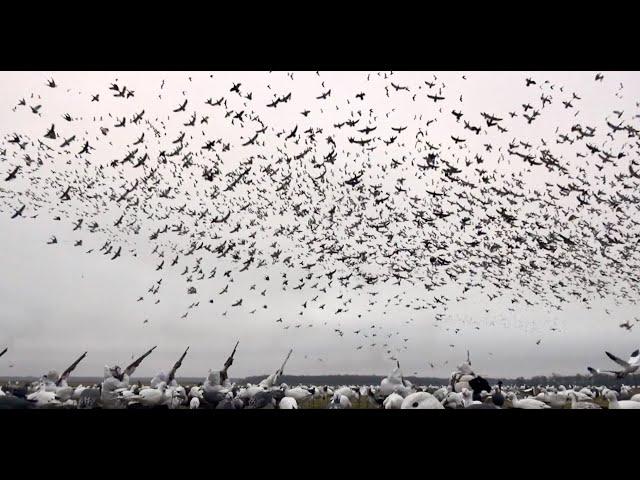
[{"x1": 1, "y1": 373, "x2": 637, "y2": 388}]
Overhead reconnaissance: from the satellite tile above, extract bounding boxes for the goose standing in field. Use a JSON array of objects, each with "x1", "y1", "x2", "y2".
[
  {"x1": 506, "y1": 392, "x2": 551, "y2": 409},
  {"x1": 279, "y1": 396, "x2": 298, "y2": 409},
  {"x1": 401, "y1": 391, "x2": 444, "y2": 409},
  {"x1": 568, "y1": 392, "x2": 601, "y2": 409},
  {"x1": 547, "y1": 388, "x2": 569, "y2": 409},
  {"x1": 383, "y1": 392, "x2": 404, "y2": 409},
  {"x1": 578, "y1": 387, "x2": 595, "y2": 399},
  {"x1": 284, "y1": 385, "x2": 315, "y2": 404},
  {"x1": 328, "y1": 393, "x2": 351, "y2": 409},
  {"x1": 334, "y1": 385, "x2": 360, "y2": 402},
  {"x1": 605, "y1": 390, "x2": 640, "y2": 409}
]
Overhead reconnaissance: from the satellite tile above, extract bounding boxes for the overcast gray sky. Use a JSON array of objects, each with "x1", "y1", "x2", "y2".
[{"x1": 0, "y1": 71, "x2": 639, "y2": 380}]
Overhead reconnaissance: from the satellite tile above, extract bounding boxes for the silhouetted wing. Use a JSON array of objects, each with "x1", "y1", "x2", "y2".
[{"x1": 606, "y1": 351, "x2": 630, "y2": 367}]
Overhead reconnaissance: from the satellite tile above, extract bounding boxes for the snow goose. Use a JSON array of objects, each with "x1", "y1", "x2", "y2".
[
  {"x1": 383, "y1": 392, "x2": 404, "y2": 409},
  {"x1": 26, "y1": 385, "x2": 58, "y2": 407},
  {"x1": 460, "y1": 388, "x2": 475, "y2": 408},
  {"x1": 432, "y1": 386, "x2": 449, "y2": 402},
  {"x1": 442, "y1": 391, "x2": 464, "y2": 409},
  {"x1": 506, "y1": 392, "x2": 550, "y2": 409},
  {"x1": 166, "y1": 386, "x2": 187, "y2": 409},
  {"x1": 334, "y1": 386, "x2": 359, "y2": 401},
  {"x1": 137, "y1": 382, "x2": 168, "y2": 407},
  {"x1": 401, "y1": 392, "x2": 444, "y2": 409},
  {"x1": 279, "y1": 396, "x2": 298, "y2": 409},
  {"x1": 285, "y1": 386, "x2": 315, "y2": 404},
  {"x1": 328, "y1": 393, "x2": 351, "y2": 409},
  {"x1": 588, "y1": 349, "x2": 640, "y2": 379},
  {"x1": 605, "y1": 390, "x2": 640, "y2": 409},
  {"x1": 630, "y1": 393, "x2": 640, "y2": 402},
  {"x1": 71, "y1": 385, "x2": 87, "y2": 401},
  {"x1": 568, "y1": 392, "x2": 601, "y2": 409}
]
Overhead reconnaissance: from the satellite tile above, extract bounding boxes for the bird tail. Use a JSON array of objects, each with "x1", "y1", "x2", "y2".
[{"x1": 587, "y1": 367, "x2": 598, "y2": 375}]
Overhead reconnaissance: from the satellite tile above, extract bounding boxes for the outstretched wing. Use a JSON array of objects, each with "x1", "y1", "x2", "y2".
[
  {"x1": 606, "y1": 351, "x2": 630, "y2": 368},
  {"x1": 628, "y1": 349, "x2": 640, "y2": 366}
]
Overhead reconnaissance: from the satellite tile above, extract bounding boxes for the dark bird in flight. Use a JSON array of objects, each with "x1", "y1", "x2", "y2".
[
  {"x1": 173, "y1": 99, "x2": 188, "y2": 112},
  {"x1": 44, "y1": 124, "x2": 56, "y2": 139},
  {"x1": 11, "y1": 205, "x2": 25, "y2": 219},
  {"x1": 4, "y1": 166, "x2": 20, "y2": 181}
]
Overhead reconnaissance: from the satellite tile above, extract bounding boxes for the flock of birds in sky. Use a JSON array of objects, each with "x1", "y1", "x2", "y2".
[{"x1": 1, "y1": 71, "x2": 640, "y2": 367}]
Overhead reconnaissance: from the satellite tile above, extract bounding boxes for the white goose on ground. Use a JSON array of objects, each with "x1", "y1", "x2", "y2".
[
  {"x1": 568, "y1": 392, "x2": 601, "y2": 409},
  {"x1": 284, "y1": 385, "x2": 315, "y2": 404},
  {"x1": 279, "y1": 396, "x2": 298, "y2": 409},
  {"x1": 442, "y1": 391, "x2": 464, "y2": 409},
  {"x1": 401, "y1": 392, "x2": 444, "y2": 409},
  {"x1": 506, "y1": 392, "x2": 550, "y2": 409},
  {"x1": 26, "y1": 385, "x2": 58, "y2": 407},
  {"x1": 136, "y1": 382, "x2": 168, "y2": 407},
  {"x1": 328, "y1": 393, "x2": 351, "y2": 409},
  {"x1": 334, "y1": 386, "x2": 359, "y2": 402},
  {"x1": 605, "y1": 390, "x2": 640, "y2": 409},
  {"x1": 383, "y1": 392, "x2": 404, "y2": 409}
]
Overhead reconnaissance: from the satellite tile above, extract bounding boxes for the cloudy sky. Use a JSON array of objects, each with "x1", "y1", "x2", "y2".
[{"x1": 0, "y1": 71, "x2": 639, "y2": 380}]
